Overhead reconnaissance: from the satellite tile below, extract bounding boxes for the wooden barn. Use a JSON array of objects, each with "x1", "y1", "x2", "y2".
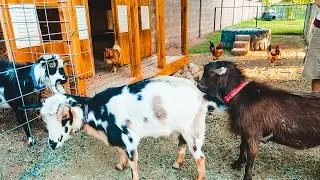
[{"x1": 0, "y1": 0, "x2": 189, "y2": 97}]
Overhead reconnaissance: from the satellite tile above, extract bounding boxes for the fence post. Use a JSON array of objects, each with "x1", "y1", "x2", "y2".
[
  {"x1": 256, "y1": 6, "x2": 258, "y2": 27},
  {"x1": 220, "y1": 0, "x2": 224, "y2": 30},
  {"x1": 199, "y1": 0, "x2": 202, "y2": 37},
  {"x1": 214, "y1": 7, "x2": 217, "y2": 31},
  {"x1": 232, "y1": 0, "x2": 235, "y2": 25}
]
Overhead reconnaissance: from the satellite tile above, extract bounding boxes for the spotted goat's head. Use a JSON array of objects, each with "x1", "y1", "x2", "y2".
[
  {"x1": 36, "y1": 54, "x2": 68, "y2": 93},
  {"x1": 19, "y1": 93, "x2": 89, "y2": 149}
]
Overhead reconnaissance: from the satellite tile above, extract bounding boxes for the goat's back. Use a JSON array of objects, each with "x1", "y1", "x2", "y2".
[
  {"x1": 94, "y1": 76, "x2": 209, "y2": 138},
  {"x1": 234, "y1": 82, "x2": 320, "y2": 149}
]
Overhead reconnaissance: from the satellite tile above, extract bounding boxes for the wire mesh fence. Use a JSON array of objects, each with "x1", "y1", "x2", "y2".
[
  {"x1": 214, "y1": 4, "x2": 308, "y2": 35},
  {"x1": 0, "y1": 0, "x2": 96, "y2": 178}
]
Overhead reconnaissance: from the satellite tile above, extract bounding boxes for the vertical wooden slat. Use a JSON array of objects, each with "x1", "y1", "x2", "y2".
[
  {"x1": 129, "y1": 0, "x2": 142, "y2": 77},
  {"x1": 181, "y1": 0, "x2": 188, "y2": 55},
  {"x1": 155, "y1": 0, "x2": 166, "y2": 68},
  {"x1": 66, "y1": 0, "x2": 86, "y2": 95},
  {"x1": 0, "y1": 5, "x2": 14, "y2": 61}
]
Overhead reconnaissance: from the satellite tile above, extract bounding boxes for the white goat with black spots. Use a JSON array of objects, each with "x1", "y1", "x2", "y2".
[
  {"x1": 21, "y1": 76, "x2": 226, "y2": 180},
  {"x1": 0, "y1": 54, "x2": 67, "y2": 146}
]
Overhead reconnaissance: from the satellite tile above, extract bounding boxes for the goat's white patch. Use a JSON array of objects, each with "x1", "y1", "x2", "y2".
[
  {"x1": 212, "y1": 67, "x2": 227, "y2": 75},
  {"x1": 0, "y1": 87, "x2": 11, "y2": 109}
]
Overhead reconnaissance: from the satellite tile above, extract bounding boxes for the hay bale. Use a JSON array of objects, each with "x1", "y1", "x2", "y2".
[
  {"x1": 233, "y1": 41, "x2": 250, "y2": 50},
  {"x1": 231, "y1": 48, "x2": 248, "y2": 56}
]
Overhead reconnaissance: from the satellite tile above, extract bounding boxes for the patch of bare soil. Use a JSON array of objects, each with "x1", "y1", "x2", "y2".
[{"x1": 0, "y1": 35, "x2": 319, "y2": 180}]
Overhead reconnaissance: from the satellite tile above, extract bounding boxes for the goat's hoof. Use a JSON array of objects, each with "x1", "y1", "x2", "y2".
[
  {"x1": 173, "y1": 161, "x2": 184, "y2": 169},
  {"x1": 231, "y1": 160, "x2": 244, "y2": 171},
  {"x1": 28, "y1": 139, "x2": 37, "y2": 147},
  {"x1": 195, "y1": 175, "x2": 205, "y2": 180},
  {"x1": 115, "y1": 163, "x2": 128, "y2": 171}
]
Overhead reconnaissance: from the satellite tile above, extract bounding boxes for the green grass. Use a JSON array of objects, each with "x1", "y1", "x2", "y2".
[
  {"x1": 188, "y1": 32, "x2": 222, "y2": 54},
  {"x1": 189, "y1": 19, "x2": 305, "y2": 54},
  {"x1": 231, "y1": 19, "x2": 305, "y2": 35}
]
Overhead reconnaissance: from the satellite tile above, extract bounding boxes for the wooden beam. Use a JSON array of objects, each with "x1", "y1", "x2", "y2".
[
  {"x1": 181, "y1": 0, "x2": 188, "y2": 55},
  {"x1": 155, "y1": 0, "x2": 166, "y2": 68},
  {"x1": 129, "y1": 0, "x2": 142, "y2": 77},
  {"x1": 65, "y1": 0, "x2": 86, "y2": 96}
]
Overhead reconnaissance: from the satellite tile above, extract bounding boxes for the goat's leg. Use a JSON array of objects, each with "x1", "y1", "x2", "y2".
[
  {"x1": 231, "y1": 136, "x2": 247, "y2": 170},
  {"x1": 116, "y1": 148, "x2": 128, "y2": 171},
  {"x1": 173, "y1": 134, "x2": 187, "y2": 169},
  {"x1": 14, "y1": 109, "x2": 36, "y2": 146},
  {"x1": 182, "y1": 127, "x2": 206, "y2": 179},
  {"x1": 125, "y1": 149, "x2": 139, "y2": 180},
  {"x1": 243, "y1": 137, "x2": 259, "y2": 180},
  {"x1": 186, "y1": 137, "x2": 206, "y2": 180}
]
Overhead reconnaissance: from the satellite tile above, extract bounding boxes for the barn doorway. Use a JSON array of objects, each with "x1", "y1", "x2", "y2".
[{"x1": 88, "y1": 0, "x2": 114, "y2": 69}]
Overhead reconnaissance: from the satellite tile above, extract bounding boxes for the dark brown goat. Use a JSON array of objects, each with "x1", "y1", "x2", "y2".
[{"x1": 197, "y1": 61, "x2": 320, "y2": 180}]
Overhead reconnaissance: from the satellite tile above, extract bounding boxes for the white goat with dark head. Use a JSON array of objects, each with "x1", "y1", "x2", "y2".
[
  {"x1": 21, "y1": 76, "x2": 226, "y2": 180},
  {"x1": 0, "y1": 54, "x2": 68, "y2": 146}
]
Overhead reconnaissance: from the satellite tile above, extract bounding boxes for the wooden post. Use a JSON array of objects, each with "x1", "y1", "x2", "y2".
[
  {"x1": 155, "y1": 0, "x2": 166, "y2": 68},
  {"x1": 181, "y1": 0, "x2": 188, "y2": 55},
  {"x1": 129, "y1": 0, "x2": 142, "y2": 77},
  {"x1": 65, "y1": 0, "x2": 86, "y2": 96}
]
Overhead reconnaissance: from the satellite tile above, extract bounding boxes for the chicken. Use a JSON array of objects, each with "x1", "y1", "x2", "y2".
[
  {"x1": 209, "y1": 41, "x2": 224, "y2": 61},
  {"x1": 104, "y1": 43, "x2": 121, "y2": 75},
  {"x1": 267, "y1": 44, "x2": 281, "y2": 64}
]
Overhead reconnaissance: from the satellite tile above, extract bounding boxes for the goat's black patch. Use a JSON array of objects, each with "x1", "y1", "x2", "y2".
[
  {"x1": 65, "y1": 126, "x2": 68, "y2": 133},
  {"x1": 88, "y1": 86, "x2": 123, "y2": 121},
  {"x1": 128, "y1": 137, "x2": 133, "y2": 143},
  {"x1": 128, "y1": 150, "x2": 135, "y2": 161},
  {"x1": 58, "y1": 68, "x2": 65, "y2": 75},
  {"x1": 58, "y1": 135, "x2": 63, "y2": 142},
  {"x1": 122, "y1": 125, "x2": 129, "y2": 135},
  {"x1": 204, "y1": 94, "x2": 224, "y2": 106},
  {"x1": 61, "y1": 119, "x2": 68, "y2": 127},
  {"x1": 137, "y1": 94, "x2": 142, "y2": 101},
  {"x1": 193, "y1": 146, "x2": 197, "y2": 152},
  {"x1": 127, "y1": 79, "x2": 151, "y2": 94}
]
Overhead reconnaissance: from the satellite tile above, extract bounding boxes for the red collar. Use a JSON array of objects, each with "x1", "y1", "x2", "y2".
[{"x1": 223, "y1": 81, "x2": 248, "y2": 103}]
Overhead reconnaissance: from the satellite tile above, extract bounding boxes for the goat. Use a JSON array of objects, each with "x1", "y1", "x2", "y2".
[
  {"x1": 197, "y1": 61, "x2": 320, "y2": 180},
  {"x1": 0, "y1": 54, "x2": 68, "y2": 146},
  {"x1": 20, "y1": 76, "x2": 226, "y2": 180}
]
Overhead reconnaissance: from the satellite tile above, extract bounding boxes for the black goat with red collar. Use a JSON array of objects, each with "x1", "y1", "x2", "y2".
[
  {"x1": 198, "y1": 61, "x2": 320, "y2": 180},
  {"x1": 0, "y1": 54, "x2": 68, "y2": 146}
]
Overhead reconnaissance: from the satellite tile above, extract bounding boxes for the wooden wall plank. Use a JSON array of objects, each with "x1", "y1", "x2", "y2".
[
  {"x1": 155, "y1": 0, "x2": 166, "y2": 68},
  {"x1": 138, "y1": 0, "x2": 151, "y2": 59},
  {"x1": 113, "y1": 0, "x2": 131, "y2": 65},
  {"x1": 181, "y1": 0, "x2": 188, "y2": 55},
  {"x1": 129, "y1": 0, "x2": 142, "y2": 77}
]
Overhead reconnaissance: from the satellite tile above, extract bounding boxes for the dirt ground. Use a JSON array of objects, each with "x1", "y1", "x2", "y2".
[{"x1": 1, "y1": 35, "x2": 320, "y2": 180}]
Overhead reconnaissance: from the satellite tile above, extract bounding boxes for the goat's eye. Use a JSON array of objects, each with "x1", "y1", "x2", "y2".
[
  {"x1": 49, "y1": 62, "x2": 56, "y2": 68},
  {"x1": 62, "y1": 114, "x2": 68, "y2": 119}
]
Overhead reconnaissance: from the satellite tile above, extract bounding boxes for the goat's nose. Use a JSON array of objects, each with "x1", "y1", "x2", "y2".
[{"x1": 48, "y1": 139, "x2": 57, "y2": 150}]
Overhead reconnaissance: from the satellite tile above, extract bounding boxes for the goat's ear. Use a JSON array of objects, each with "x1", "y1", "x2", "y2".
[
  {"x1": 19, "y1": 103, "x2": 43, "y2": 110},
  {"x1": 210, "y1": 67, "x2": 227, "y2": 76}
]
